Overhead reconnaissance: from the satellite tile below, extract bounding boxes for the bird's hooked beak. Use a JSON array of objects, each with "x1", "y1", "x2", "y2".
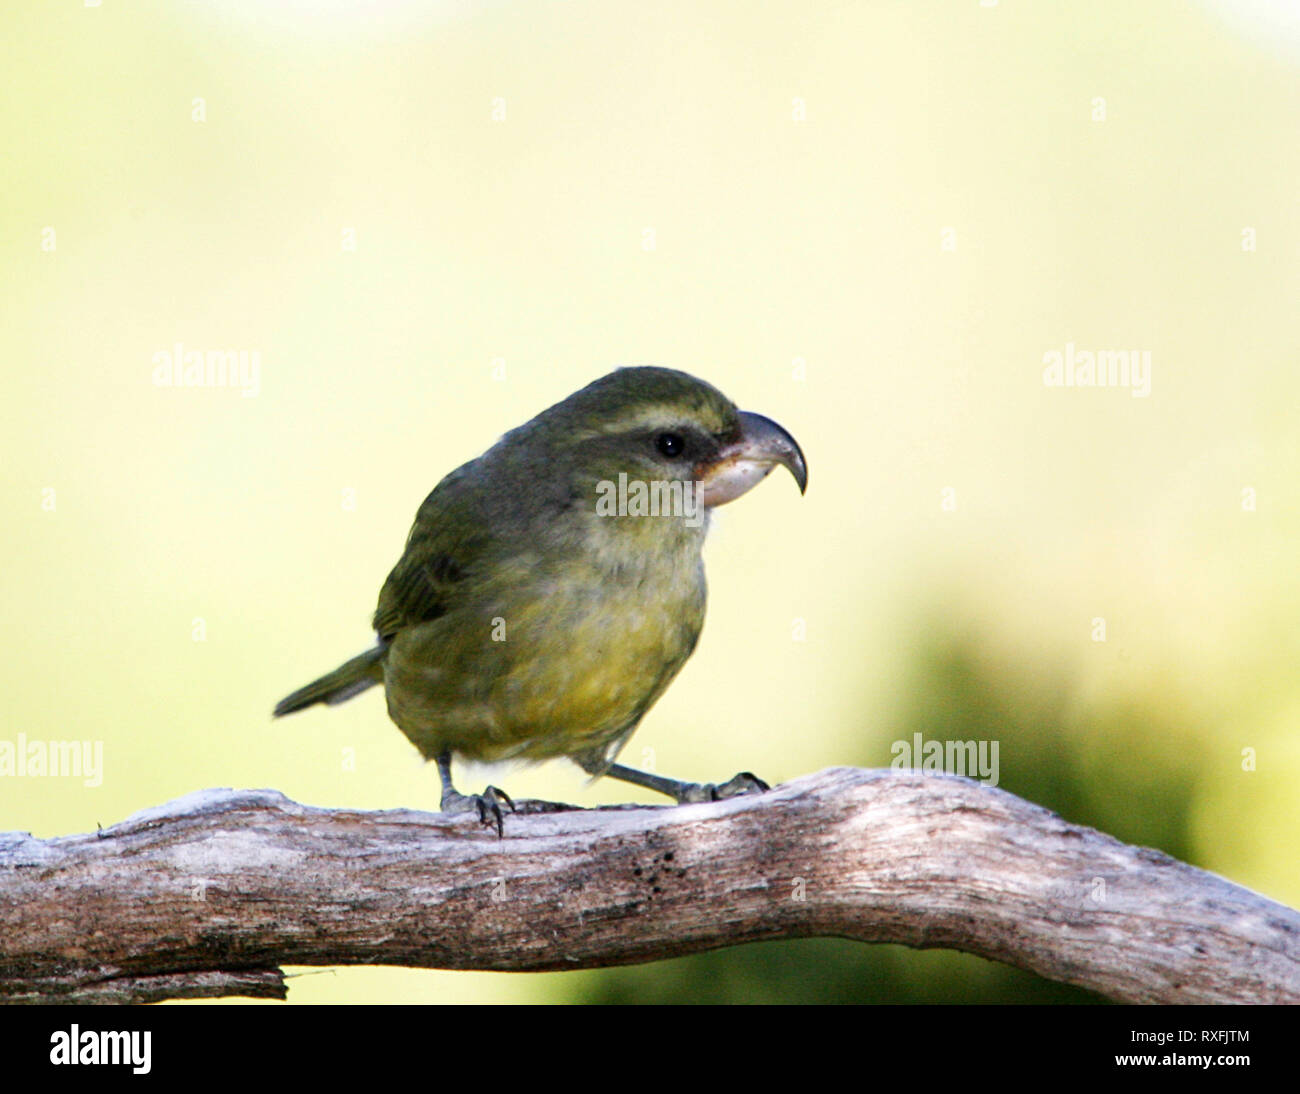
[{"x1": 699, "y1": 411, "x2": 808, "y2": 507}]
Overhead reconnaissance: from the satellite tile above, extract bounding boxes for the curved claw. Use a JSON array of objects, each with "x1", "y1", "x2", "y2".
[
  {"x1": 442, "y1": 785, "x2": 516, "y2": 838},
  {"x1": 474, "y1": 786, "x2": 515, "y2": 838}
]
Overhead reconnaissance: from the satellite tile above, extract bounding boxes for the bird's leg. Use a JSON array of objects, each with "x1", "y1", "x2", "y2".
[
  {"x1": 436, "y1": 750, "x2": 515, "y2": 837},
  {"x1": 585, "y1": 758, "x2": 770, "y2": 804}
]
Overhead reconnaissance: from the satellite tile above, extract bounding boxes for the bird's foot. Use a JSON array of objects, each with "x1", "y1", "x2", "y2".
[
  {"x1": 673, "y1": 771, "x2": 770, "y2": 804},
  {"x1": 590, "y1": 761, "x2": 772, "y2": 806},
  {"x1": 441, "y1": 785, "x2": 515, "y2": 837}
]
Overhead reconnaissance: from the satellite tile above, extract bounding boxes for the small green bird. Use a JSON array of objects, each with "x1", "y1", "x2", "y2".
[{"x1": 274, "y1": 367, "x2": 806, "y2": 832}]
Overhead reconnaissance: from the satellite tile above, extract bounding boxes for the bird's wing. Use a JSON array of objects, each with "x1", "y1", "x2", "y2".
[{"x1": 371, "y1": 467, "x2": 495, "y2": 641}]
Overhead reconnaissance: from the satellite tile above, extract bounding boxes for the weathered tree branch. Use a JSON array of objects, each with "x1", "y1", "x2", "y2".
[{"x1": 2, "y1": 767, "x2": 1296, "y2": 1004}]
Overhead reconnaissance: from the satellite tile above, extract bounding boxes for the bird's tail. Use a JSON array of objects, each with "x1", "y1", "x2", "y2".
[{"x1": 273, "y1": 645, "x2": 386, "y2": 717}]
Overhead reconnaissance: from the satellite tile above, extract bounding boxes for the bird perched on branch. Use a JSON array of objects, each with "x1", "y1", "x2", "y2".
[{"x1": 274, "y1": 367, "x2": 807, "y2": 833}]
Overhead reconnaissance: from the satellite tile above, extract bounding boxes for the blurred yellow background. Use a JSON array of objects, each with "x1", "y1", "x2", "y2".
[{"x1": 2, "y1": 0, "x2": 1297, "y2": 1003}]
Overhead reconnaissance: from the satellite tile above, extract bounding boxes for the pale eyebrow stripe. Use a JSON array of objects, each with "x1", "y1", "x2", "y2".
[{"x1": 575, "y1": 406, "x2": 725, "y2": 439}]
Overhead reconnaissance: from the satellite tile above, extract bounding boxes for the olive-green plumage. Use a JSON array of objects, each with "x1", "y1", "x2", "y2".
[{"x1": 275, "y1": 367, "x2": 806, "y2": 818}]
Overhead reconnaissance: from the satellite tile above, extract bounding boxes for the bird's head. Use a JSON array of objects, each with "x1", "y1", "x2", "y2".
[{"x1": 513, "y1": 367, "x2": 807, "y2": 522}]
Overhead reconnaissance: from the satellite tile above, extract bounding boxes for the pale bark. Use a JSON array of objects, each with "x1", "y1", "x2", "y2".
[{"x1": 2, "y1": 767, "x2": 1296, "y2": 1004}]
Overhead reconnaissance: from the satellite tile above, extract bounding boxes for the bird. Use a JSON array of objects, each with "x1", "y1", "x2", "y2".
[{"x1": 274, "y1": 366, "x2": 807, "y2": 833}]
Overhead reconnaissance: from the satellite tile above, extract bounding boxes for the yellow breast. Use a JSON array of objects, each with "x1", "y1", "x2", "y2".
[{"x1": 383, "y1": 535, "x2": 707, "y2": 765}]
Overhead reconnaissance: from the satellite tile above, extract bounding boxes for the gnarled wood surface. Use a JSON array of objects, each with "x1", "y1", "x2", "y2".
[{"x1": 1, "y1": 767, "x2": 1296, "y2": 1004}]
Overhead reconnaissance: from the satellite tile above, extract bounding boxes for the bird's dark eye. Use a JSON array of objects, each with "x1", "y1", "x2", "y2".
[{"x1": 655, "y1": 432, "x2": 685, "y2": 458}]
